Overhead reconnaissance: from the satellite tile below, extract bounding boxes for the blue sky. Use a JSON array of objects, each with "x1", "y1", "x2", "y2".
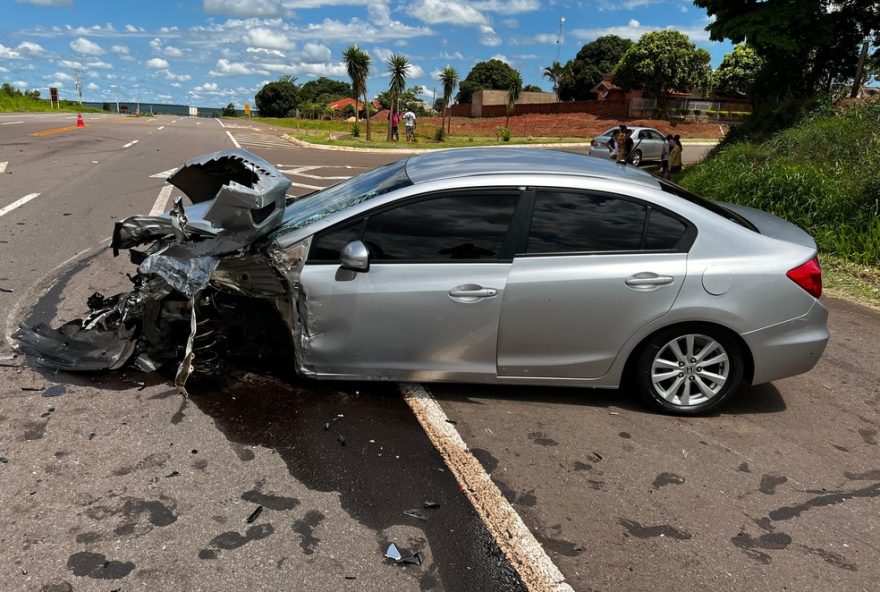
[{"x1": 1, "y1": 0, "x2": 732, "y2": 107}]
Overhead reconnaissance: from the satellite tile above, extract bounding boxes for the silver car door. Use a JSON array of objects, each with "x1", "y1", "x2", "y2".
[
  {"x1": 298, "y1": 189, "x2": 521, "y2": 381},
  {"x1": 497, "y1": 189, "x2": 691, "y2": 379}
]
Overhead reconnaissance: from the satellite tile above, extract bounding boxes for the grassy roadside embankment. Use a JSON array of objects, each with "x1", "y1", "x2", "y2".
[
  {"x1": 0, "y1": 93, "x2": 104, "y2": 113},
  {"x1": 678, "y1": 98, "x2": 880, "y2": 309}
]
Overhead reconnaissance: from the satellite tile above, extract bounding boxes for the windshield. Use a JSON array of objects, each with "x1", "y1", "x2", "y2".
[
  {"x1": 659, "y1": 180, "x2": 758, "y2": 232},
  {"x1": 272, "y1": 159, "x2": 412, "y2": 235}
]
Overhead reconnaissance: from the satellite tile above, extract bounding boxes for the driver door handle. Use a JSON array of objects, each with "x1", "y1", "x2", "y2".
[
  {"x1": 625, "y1": 273, "x2": 674, "y2": 287},
  {"x1": 449, "y1": 285, "x2": 498, "y2": 301}
]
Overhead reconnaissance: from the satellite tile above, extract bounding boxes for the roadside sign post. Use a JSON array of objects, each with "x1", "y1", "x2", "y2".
[
  {"x1": 49, "y1": 87, "x2": 59, "y2": 109},
  {"x1": 244, "y1": 103, "x2": 251, "y2": 117}
]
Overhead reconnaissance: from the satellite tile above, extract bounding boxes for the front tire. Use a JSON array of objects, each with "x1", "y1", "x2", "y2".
[
  {"x1": 634, "y1": 324, "x2": 744, "y2": 415},
  {"x1": 630, "y1": 149, "x2": 642, "y2": 166}
]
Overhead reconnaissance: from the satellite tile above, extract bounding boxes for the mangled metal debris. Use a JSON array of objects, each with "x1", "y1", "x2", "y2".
[
  {"x1": 13, "y1": 149, "x2": 296, "y2": 392},
  {"x1": 384, "y1": 543, "x2": 424, "y2": 566}
]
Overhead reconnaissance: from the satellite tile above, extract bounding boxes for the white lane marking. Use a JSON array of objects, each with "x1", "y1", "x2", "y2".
[
  {"x1": 0, "y1": 193, "x2": 41, "y2": 218},
  {"x1": 123, "y1": 140, "x2": 139, "y2": 148},
  {"x1": 291, "y1": 181, "x2": 324, "y2": 191},
  {"x1": 287, "y1": 171, "x2": 351, "y2": 181},
  {"x1": 196, "y1": 121, "x2": 202, "y2": 126},
  {"x1": 157, "y1": 125, "x2": 165, "y2": 130},
  {"x1": 1, "y1": 121, "x2": 24, "y2": 125},
  {"x1": 149, "y1": 184, "x2": 174, "y2": 216},
  {"x1": 400, "y1": 383, "x2": 574, "y2": 592},
  {"x1": 225, "y1": 130, "x2": 241, "y2": 148},
  {"x1": 215, "y1": 118, "x2": 226, "y2": 128},
  {"x1": 150, "y1": 167, "x2": 178, "y2": 179},
  {"x1": 0, "y1": 162, "x2": 7, "y2": 174}
]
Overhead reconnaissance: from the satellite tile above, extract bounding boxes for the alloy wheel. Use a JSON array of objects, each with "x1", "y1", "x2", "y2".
[{"x1": 650, "y1": 333, "x2": 730, "y2": 407}]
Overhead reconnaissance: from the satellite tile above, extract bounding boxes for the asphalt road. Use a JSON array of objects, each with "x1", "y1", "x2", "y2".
[{"x1": 1, "y1": 113, "x2": 877, "y2": 592}]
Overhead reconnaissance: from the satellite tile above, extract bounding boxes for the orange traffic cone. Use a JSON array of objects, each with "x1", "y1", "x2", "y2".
[{"x1": 76, "y1": 113, "x2": 85, "y2": 127}]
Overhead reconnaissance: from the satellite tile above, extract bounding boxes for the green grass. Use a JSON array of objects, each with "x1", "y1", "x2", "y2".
[
  {"x1": 249, "y1": 116, "x2": 586, "y2": 149},
  {"x1": 0, "y1": 94, "x2": 104, "y2": 113},
  {"x1": 678, "y1": 98, "x2": 880, "y2": 267}
]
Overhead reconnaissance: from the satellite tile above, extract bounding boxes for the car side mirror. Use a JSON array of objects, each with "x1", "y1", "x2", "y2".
[{"x1": 340, "y1": 240, "x2": 370, "y2": 273}]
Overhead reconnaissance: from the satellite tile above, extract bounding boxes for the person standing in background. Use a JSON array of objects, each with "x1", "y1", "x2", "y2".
[{"x1": 668, "y1": 134, "x2": 683, "y2": 176}]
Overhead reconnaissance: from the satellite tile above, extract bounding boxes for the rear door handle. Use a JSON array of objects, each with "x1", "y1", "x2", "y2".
[
  {"x1": 449, "y1": 284, "x2": 498, "y2": 302},
  {"x1": 625, "y1": 273, "x2": 674, "y2": 287}
]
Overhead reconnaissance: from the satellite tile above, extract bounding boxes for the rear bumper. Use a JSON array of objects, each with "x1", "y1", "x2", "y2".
[{"x1": 741, "y1": 300, "x2": 829, "y2": 384}]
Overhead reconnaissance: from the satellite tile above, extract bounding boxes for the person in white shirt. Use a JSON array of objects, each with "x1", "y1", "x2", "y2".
[{"x1": 403, "y1": 109, "x2": 416, "y2": 142}]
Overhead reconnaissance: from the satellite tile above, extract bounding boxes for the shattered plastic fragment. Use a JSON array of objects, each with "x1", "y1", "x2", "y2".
[
  {"x1": 21, "y1": 386, "x2": 44, "y2": 392},
  {"x1": 403, "y1": 509, "x2": 428, "y2": 521},
  {"x1": 0, "y1": 287, "x2": 13, "y2": 293},
  {"x1": 423, "y1": 501, "x2": 440, "y2": 509},
  {"x1": 399, "y1": 552, "x2": 424, "y2": 566},
  {"x1": 42, "y1": 385, "x2": 66, "y2": 397},
  {"x1": 246, "y1": 505, "x2": 264, "y2": 524},
  {"x1": 384, "y1": 543, "x2": 402, "y2": 561}
]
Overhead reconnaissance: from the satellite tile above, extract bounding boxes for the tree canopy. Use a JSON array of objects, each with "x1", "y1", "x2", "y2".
[
  {"x1": 522, "y1": 84, "x2": 543, "y2": 93},
  {"x1": 254, "y1": 76, "x2": 299, "y2": 117},
  {"x1": 694, "y1": 0, "x2": 880, "y2": 102},
  {"x1": 558, "y1": 35, "x2": 634, "y2": 101},
  {"x1": 713, "y1": 44, "x2": 764, "y2": 97},
  {"x1": 298, "y1": 77, "x2": 352, "y2": 104},
  {"x1": 455, "y1": 59, "x2": 520, "y2": 103},
  {"x1": 613, "y1": 30, "x2": 711, "y2": 107}
]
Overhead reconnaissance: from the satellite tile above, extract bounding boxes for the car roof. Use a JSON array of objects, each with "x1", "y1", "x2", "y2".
[{"x1": 403, "y1": 147, "x2": 661, "y2": 190}]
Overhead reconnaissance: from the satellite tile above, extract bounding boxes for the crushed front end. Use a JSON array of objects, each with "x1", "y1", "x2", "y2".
[{"x1": 14, "y1": 149, "x2": 304, "y2": 393}]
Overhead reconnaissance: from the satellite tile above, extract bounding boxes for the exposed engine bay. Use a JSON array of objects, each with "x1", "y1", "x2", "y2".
[{"x1": 14, "y1": 149, "x2": 304, "y2": 394}]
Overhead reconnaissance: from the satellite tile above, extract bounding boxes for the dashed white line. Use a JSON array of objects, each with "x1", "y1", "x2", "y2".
[
  {"x1": 1, "y1": 121, "x2": 23, "y2": 125},
  {"x1": 149, "y1": 184, "x2": 174, "y2": 216},
  {"x1": 123, "y1": 140, "x2": 139, "y2": 148},
  {"x1": 157, "y1": 126, "x2": 165, "y2": 130},
  {"x1": 0, "y1": 161, "x2": 7, "y2": 174},
  {"x1": 215, "y1": 118, "x2": 227, "y2": 128},
  {"x1": 225, "y1": 130, "x2": 241, "y2": 148},
  {"x1": 0, "y1": 193, "x2": 41, "y2": 218},
  {"x1": 400, "y1": 383, "x2": 574, "y2": 592},
  {"x1": 291, "y1": 181, "x2": 324, "y2": 191}
]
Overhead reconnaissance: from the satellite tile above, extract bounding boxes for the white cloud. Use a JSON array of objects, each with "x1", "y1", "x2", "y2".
[
  {"x1": 111, "y1": 44, "x2": 129, "y2": 54},
  {"x1": 146, "y1": 58, "x2": 170, "y2": 69},
  {"x1": 210, "y1": 59, "x2": 266, "y2": 76},
  {"x1": 58, "y1": 59, "x2": 83, "y2": 68},
  {"x1": 471, "y1": 0, "x2": 539, "y2": 14},
  {"x1": 245, "y1": 27, "x2": 293, "y2": 49},
  {"x1": 439, "y1": 51, "x2": 464, "y2": 60},
  {"x1": 149, "y1": 38, "x2": 162, "y2": 50},
  {"x1": 534, "y1": 33, "x2": 557, "y2": 43},
  {"x1": 407, "y1": 63, "x2": 424, "y2": 78},
  {"x1": 17, "y1": 41, "x2": 46, "y2": 55},
  {"x1": 571, "y1": 22, "x2": 714, "y2": 43},
  {"x1": 203, "y1": 0, "x2": 285, "y2": 17},
  {"x1": 163, "y1": 46, "x2": 185, "y2": 58},
  {"x1": 409, "y1": 0, "x2": 488, "y2": 26},
  {"x1": 0, "y1": 66, "x2": 8, "y2": 73},
  {"x1": 491, "y1": 53, "x2": 510, "y2": 64},
  {"x1": 0, "y1": 44, "x2": 21, "y2": 59},
  {"x1": 15, "y1": 0, "x2": 74, "y2": 6},
  {"x1": 70, "y1": 37, "x2": 105, "y2": 55},
  {"x1": 192, "y1": 82, "x2": 220, "y2": 93},
  {"x1": 161, "y1": 70, "x2": 192, "y2": 82},
  {"x1": 480, "y1": 25, "x2": 502, "y2": 47},
  {"x1": 373, "y1": 47, "x2": 394, "y2": 62},
  {"x1": 629, "y1": 19, "x2": 640, "y2": 28},
  {"x1": 46, "y1": 71, "x2": 73, "y2": 81},
  {"x1": 301, "y1": 42, "x2": 330, "y2": 63},
  {"x1": 246, "y1": 47, "x2": 285, "y2": 57},
  {"x1": 87, "y1": 82, "x2": 99, "y2": 90},
  {"x1": 87, "y1": 70, "x2": 99, "y2": 78},
  {"x1": 503, "y1": 18, "x2": 518, "y2": 28},
  {"x1": 124, "y1": 24, "x2": 145, "y2": 32},
  {"x1": 86, "y1": 60, "x2": 114, "y2": 69}
]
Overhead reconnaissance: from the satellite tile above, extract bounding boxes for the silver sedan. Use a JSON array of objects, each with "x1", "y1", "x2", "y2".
[
  {"x1": 589, "y1": 126, "x2": 668, "y2": 166},
  {"x1": 16, "y1": 148, "x2": 829, "y2": 415}
]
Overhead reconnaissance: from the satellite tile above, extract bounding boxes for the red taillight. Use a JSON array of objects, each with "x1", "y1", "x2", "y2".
[{"x1": 786, "y1": 256, "x2": 822, "y2": 298}]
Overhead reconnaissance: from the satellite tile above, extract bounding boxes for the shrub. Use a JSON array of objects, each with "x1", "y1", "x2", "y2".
[
  {"x1": 352, "y1": 121, "x2": 361, "y2": 137},
  {"x1": 433, "y1": 126, "x2": 445, "y2": 142},
  {"x1": 495, "y1": 126, "x2": 511, "y2": 142}
]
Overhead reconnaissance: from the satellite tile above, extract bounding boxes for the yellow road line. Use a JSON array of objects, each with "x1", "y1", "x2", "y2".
[{"x1": 30, "y1": 125, "x2": 82, "y2": 137}]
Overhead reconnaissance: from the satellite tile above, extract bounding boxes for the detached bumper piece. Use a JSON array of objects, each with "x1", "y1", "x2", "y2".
[{"x1": 14, "y1": 149, "x2": 294, "y2": 392}]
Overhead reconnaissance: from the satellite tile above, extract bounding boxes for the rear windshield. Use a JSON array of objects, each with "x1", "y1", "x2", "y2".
[
  {"x1": 273, "y1": 159, "x2": 412, "y2": 234},
  {"x1": 659, "y1": 181, "x2": 758, "y2": 232}
]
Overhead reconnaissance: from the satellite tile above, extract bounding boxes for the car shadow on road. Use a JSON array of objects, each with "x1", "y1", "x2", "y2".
[{"x1": 429, "y1": 381, "x2": 786, "y2": 417}]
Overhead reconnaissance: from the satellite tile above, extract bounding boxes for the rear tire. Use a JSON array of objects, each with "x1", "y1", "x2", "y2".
[{"x1": 634, "y1": 324, "x2": 744, "y2": 415}]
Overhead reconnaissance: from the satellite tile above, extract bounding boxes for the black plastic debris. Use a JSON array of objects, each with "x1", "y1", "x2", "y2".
[
  {"x1": 166, "y1": 471, "x2": 180, "y2": 478},
  {"x1": 0, "y1": 457, "x2": 8, "y2": 464},
  {"x1": 0, "y1": 287, "x2": 13, "y2": 293},
  {"x1": 124, "y1": 379, "x2": 146, "y2": 390},
  {"x1": 20, "y1": 568, "x2": 26, "y2": 575},
  {"x1": 246, "y1": 505, "x2": 264, "y2": 524},
  {"x1": 344, "y1": 576, "x2": 357, "y2": 580},
  {"x1": 42, "y1": 385, "x2": 67, "y2": 398},
  {"x1": 88, "y1": 432, "x2": 96, "y2": 440},
  {"x1": 384, "y1": 543, "x2": 424, "y2": 566},
  {"x1": 323, "y1": 422, "x2": 330, "y2": 431},
  {"x1": 21, "y1": 386, "x2": 44, "y2": 392},
  {"x1": 445, "y1": 419, "x2": 458, "y2": 425},
  {"x1": 423, "y1": 501, "x2": 440, "y2": 509},
  {"x1": 337, "y1": 434, "x2": 346, "y2": 447},
  {"x1": 403, "y1": 509, "x2": 428, "y2": 521}
]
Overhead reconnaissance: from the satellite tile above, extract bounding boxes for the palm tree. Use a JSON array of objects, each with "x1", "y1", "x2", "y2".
[
  {"x1": 439, "y1": 65, "x2": 459, "y2": 135},
  {"x1": 505, "y1": 71, "x2": 523, "y2": 128},
  {"x1": 342, "y1": 44, "x2": 372, "y2": 140},
  {"x1": 542, "y1": 61, "x2": 567, "y2": 100},
  {"x1": 386, "y1": 53, "x2": 410, "y2": 141}
]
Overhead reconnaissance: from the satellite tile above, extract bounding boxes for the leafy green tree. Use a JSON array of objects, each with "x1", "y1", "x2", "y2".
[
  {"x1": 455, "y1": 59, "x2": 519, "y2": 103},
  {"x1": 439, "y1": 65, "x2": 459, "y2": 134},
  {"x1": 558, "y1": 35, "x2": 634, "y2": 101},
  {"x1": 505, "y1": 71, "x2": 523, "y2": 128},
  {"x1": 522, "y1": 84, "x2": 542, "y2": 92},
  {"x1": 713, "y1": 44, "x2": 764, "y2": 97},
  {"x1": 386, "y1": 53, "x2": 410, "y2": 141},
  {"x1": 221, "y1": 103, "x2": 237, "y2": 116},
  {"x1": 613, "y1": 30, "x2": 711, "y2": 113},
  {"x1": 542, "y1": 61, "x2": 567, "y2": 98},
  {"x1": 695, "y1": 0, "x2": 880, "y2": 103},
  {"x1": 254, "y1": 76, "x2": 299, "y2": 117},
  {"x1": 343, "y1": 44, "x2": 372, "y2": 140},
  {"x1": 298, "y1": 77, "x2": 352, "y2": 104}
]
